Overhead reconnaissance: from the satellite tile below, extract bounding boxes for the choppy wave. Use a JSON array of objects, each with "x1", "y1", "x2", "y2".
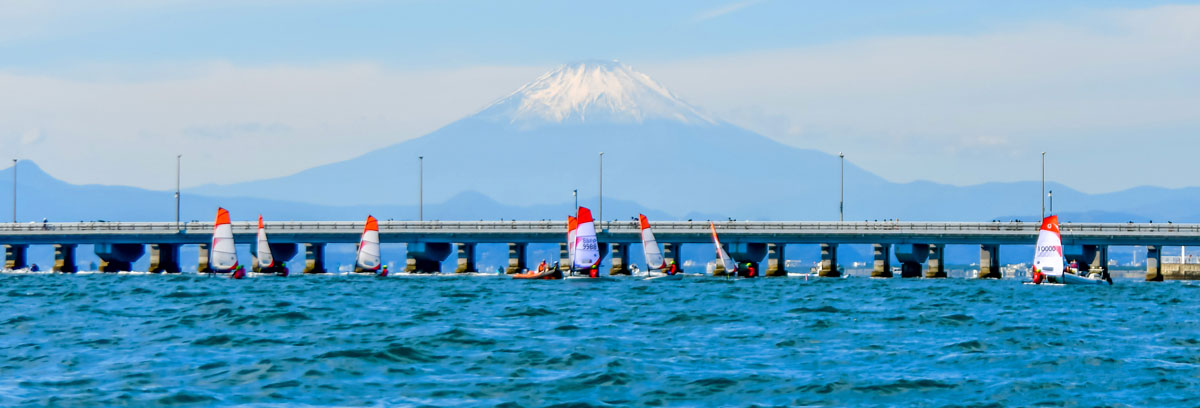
[{"x1": 0, "y1": 274, "x2": 1197, "y2": 406}]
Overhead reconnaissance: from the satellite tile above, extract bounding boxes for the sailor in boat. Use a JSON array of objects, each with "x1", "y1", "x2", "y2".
[
  {"x1": 29, "y1": 263, "x2": 39, "y2": 272},
  {"x1": 588, "y1": 265, "x2": 600, "y2": 278},
  {"x1": 378, "y1": 265, "x2": 388, "y2": 277},
  {"x1": 538, "y1": 259, "x2": 548, "y2": 273},
  {"x1": 631, "y1": 264, "x2": 640, "y2": 275},
  {"x1": 667, "y1": 260, "x2": 679, "y2": 276},
  {"x1": 231, "y1": 265, "x2": 246, "y2": 280}
]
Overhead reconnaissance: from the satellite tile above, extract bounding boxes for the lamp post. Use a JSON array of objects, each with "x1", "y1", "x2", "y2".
[
  {"x1": 598, "y1": 152, "x2": 604, "y2": 226},
  {"x1": 1048, "y1": 190, "x2": 1053, "y2": 215},
  {"x1": 573, "y1": 189, "x2": 578, "y2": 212},
  {"x1": 1041, "y1": 151, "x2": 1046, "y2": 220},
  {"x1": 839, "y1": 152, "x2": 844, "y2": 222},
  {"x1": 11, "y1": 159, "x2": 16, "y2": 223},
  {"x1": 418, "y1": 156, "x2": 424, "y2": 222},
  {"x1": 175, "y1": 154, "x2": 181, "y2": 230}
]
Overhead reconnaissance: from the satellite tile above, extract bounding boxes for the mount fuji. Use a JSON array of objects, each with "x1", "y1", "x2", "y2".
[{"x1": 191, "y1": 61, "x2": 1200, "y2": 223}]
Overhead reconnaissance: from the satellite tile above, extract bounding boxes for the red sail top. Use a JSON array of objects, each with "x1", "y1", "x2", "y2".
[
  {"x1": 639, "y1": 214, "x2": 651, "y2": 230},
  {"x1": 257, "y1": 215, "x2": 264, "y2": 230},
  {"x1": 568, "y1": 215, "x2": 578, "y2": 232},
  {"x1": 364, "y1": 215, "x2": 378, "y2": 232},
  {"x1": 215, "y1": 207, "x2": 231, "y2": 225},
  {"x1": 576, "y1": 207, "x2": 593, "y2": 224},
  {"x1": 1040, "y1": 215, "x2": 1060, "y2": 237}
]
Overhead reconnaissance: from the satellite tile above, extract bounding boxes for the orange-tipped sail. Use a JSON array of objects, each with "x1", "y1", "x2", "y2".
[
  {"x1": 567, "y1": 215, "x2": 578, "y2": 268},
  {"x1": 573, "y1": 207, "x2": 599, "y2": 269},
  {"x1": 710, "y1": 222, "x2": 735, "y2": 274},
  {"x1": 356, "y1": 215, "x2": 381, "y2": 270},
  {"x1": 1033, "y1": 215, "x2": 1064, "y2": 277},
  {"x1": 639, "y1": 214, "x2": 666, "y2": 270},
  {"x1": 210, "y1": 208, "x2": 237, "y2": 272},
  {"x1": 256, "y1": 215, "x2": 273, "y2": 268}
]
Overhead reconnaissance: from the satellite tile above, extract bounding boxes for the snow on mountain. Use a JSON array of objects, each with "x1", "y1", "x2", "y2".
[{"x1": 476, "y1": 60, "x2": 717, "y2": 127}]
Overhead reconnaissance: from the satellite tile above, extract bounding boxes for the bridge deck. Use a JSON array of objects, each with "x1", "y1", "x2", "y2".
[{"x1": 1, "y1": 221, "x2": 1197, "y2": 246}]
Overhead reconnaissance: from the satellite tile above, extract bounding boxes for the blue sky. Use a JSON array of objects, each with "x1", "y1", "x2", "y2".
[{"x1": 1, "y1": 0, "x2": 1198, "y2": 193}]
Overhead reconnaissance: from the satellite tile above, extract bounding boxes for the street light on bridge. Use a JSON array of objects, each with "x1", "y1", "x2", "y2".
[
  {"x1": 419, "y1": 156, "x2": 424, "y2": 222},
  {"x1": 11, "y1": 158, "x2": 16, "y2": 223},
  {"x1": 839, "y1": 152, "x2": 844, "y2": 222}
]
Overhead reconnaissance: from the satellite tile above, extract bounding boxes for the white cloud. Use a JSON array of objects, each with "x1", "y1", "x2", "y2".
[
  {"x1": 692, "y1": 0, "x2": 763, "y2": 23},
  {"x1": 643, "y1": 5, "x2": 1200, "y2": 193}
]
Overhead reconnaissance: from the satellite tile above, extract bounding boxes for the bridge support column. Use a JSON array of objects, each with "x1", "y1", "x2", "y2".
[
  {"x1": 1087, "y1": 245, "x2": 1107, "y2": 274},
  {"x1": 819, "y1": 243, "x2": 840, "y2": 277},
  {"x1": 303, "y1": 243, "x2": 326, "y2": 274},
  {"x1": 663, "y1": 243, "x2": 683, "y2": 273},
  {"x1": 925, "y1": 244, "x2": 946, "y2": 278},
  {"x1": 505, "y1": 243, "x2": 527, "y2": 274},
  {"x1": 978, "y1": 244, "x2": 1001, "y2": 279},
  {"x1": 766, "y1": 243, "x2": 787, "y2": 277},
  {"x1": 558, "y1": 243, "x2": 571, "y2": 273},
  {"x1": 895, "y1": 244, "x2": 929, "y2": 278},
  {"x1": 53, "y1": 244, "x2": 77, "y2": 273},
  {"x1": 1146, "y1": 245, "x2": 1162, "y2": 281},
  {"x1": 197, "y1": 243, "x2": 211, "y2": 273},
  {"x1": 95, "y1": 243, "x2": 144, "y2": 273},
  {"x1": 456, "y1": 243, "x2": 477, "y2": 273},
  {"x1": 4, "y1": 244, "x2": 27, "y2": 270},
  {"x1": 871, "y1": 244, "x2": 892, "y2": 278},
  {"x1": 406, "y1": 242, "x2": 451, "y2": 273},
  {"x1": 610, "y1": 243, "x2": 631, "y2": 275},
  {"x1": 148, "y1": 244, "x2": 180, "y2": 273}
]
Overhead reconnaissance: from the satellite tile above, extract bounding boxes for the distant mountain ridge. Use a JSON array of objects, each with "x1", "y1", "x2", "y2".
[{"x1": 167, "y1": 60, "x2": 1200, "y2": 223}]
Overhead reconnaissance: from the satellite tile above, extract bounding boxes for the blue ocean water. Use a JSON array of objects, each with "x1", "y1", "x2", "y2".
[{"x1": 0, "y1": 273, "x2": 1197, "y2": 407}]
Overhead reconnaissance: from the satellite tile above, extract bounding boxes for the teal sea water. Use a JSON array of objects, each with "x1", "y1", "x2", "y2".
[{"x1": 1, "y1": 274, "x2": 1197, "y2": 406}]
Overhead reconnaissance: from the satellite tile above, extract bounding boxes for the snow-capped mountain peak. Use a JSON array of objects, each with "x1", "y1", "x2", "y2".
[{"x1": 477, "y1": 60, "x2": 717, "y2": 127}]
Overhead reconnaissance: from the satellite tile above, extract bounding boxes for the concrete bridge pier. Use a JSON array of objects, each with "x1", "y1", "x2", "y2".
[
  {"x1": 663, "y1": 243, "x2": 683, "y2": 273},
  {"x1": 303, "y1": 243, "x2": 326, "y2": 274},
  {"x1": 53, "y1": 244, "x2": 77, "y2": 273},
  {"x1": 1087, "y1": 245, "x2": 1108, "y2": 274},
  {"x1": 95, "y1": 243, "x2": 144, "y2": 273},
  {"x1": 819, "y1": 243, "x2": 840, "y2": 277},
  {"x1": 1146, "y1": 245, "x2": 1163, "y2": 281},
  {"x1": 148, "y1": 244, "x2": 180, "y2": 273},
  {"x1": 728, "y1": 242, "x2": 766, "y2": 277},
  {"x1": 871, "y1": 244, "x2": 892, "y2": 278},
  {"x1": 251, "y1": 243, "x2": 296, "y2": 273},
  {"x1": 978, "y1": 244, "x2": 1001, "y2": 279},
  {"x1": 197, "y1": 243, "x2": 211, "y2": 273},
  {"x1": 610, "y1": 243, "x2": 631, "y2": 275},
  {"x1": 456, "y1": 243, "x2": 477, "y2": 273},
  {"x1": 558, "y1": 243, "x2": 571, "y2": 273},
  {"x1": 925, "y1": 244, "x2": 946, "y2": 278},
  {"x1": 4, "y1": 244, "x2": 27, "y2": 270},
  {"x1": 505, "y1": 243, "x2": 527, "y2": 274},
  {"x1": 894, "y1": 244, "x2": 929, "y2": 278},
  {"x1": 406, "y1": 242, "x2": 451, "y2": 273},
  {"x1": 765, "y1": 243, "x2": 787, "y2": 277}
]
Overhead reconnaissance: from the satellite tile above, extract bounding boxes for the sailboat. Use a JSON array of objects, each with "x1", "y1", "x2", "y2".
[
  {"x1": 252, "y1": 215, "x2": 286, "y2": 276},
  {"x1": 641, "y1": 214, "x2": 679, "y2": 280},
  {"x1": 565, "y1": 206, "x2": 605, "y2": 279},
  {"x1": 567, "y1": 215, "x2": 577, "y2": 273},
  {"x1": 354, "y1": 215, "x2": 382, "y2": 274},
  {"x1": 210, "y1": 207, "x2": 240, "y2": 276},
  {"x1": 709, "y1": 222, "x2": 737, "y2": 277},
  {"x1": 1030, "y1": 215, "x2": 1110, "y2": 285}
]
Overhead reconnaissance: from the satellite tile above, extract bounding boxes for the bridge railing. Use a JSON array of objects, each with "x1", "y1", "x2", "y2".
[{"x1": 2, "y1": 221, "x2": 1200, "y2": 234}]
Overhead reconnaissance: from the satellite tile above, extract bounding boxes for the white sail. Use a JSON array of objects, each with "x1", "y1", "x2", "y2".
[
  {"x1": 256, "y1": 215, "x2": 273, "y2": 268},
  {"x1": 710, "y1": 222, "x2": 736, "y2": 274},
  {"x1": 211, "y1": 207, "x2": 238, "y2": 272},
  {"x1": 640, "y1": 214, "x2": 666, "y2": 270},
  {"x1": 356, "y1": 215, "x2": 381, "y2": 271},
  {"x1": 1033, "y1": 215, "x2": 1064, "y2": 278},
  {"x1": 573, "y1": 207, "x2": 600, "y2": 269}
]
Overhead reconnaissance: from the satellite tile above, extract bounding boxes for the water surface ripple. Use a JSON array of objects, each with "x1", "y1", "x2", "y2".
[{"x1": 1, "y1": 274, "x2": 1197, "y2": 406}]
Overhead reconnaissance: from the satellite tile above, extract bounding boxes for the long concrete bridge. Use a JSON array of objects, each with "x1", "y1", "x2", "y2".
[{"x1": 0, "y1": 220, "x2": 1195, "y2": 280}]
